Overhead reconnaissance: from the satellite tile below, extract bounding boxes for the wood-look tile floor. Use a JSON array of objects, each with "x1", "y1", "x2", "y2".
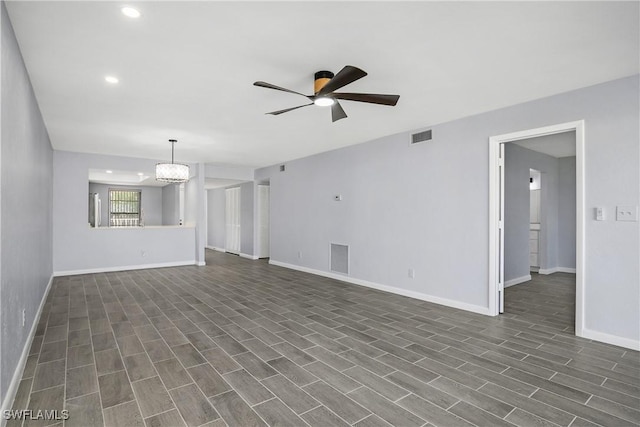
[{"x1": 8, "y1": 251, "x2": 639, "y2": 427}]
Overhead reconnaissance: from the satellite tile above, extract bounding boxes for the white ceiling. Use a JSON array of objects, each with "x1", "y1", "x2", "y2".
[
  {"x1": 6, "y1": 1, "x2": 639, "y2": 168},
  {"x1": 513, "y1": 131, "x2": 577, "y2": 158}
]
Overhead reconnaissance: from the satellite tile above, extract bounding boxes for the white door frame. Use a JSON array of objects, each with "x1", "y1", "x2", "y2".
[{"x1": 489, "y1": 120, "x2": 585, "y2": 337}]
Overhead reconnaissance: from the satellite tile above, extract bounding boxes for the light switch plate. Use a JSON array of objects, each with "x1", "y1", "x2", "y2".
[
  {"x1": 595, "y1": 207, "x2": 604, "y2": 221},
  {"x1": 616, "y1": 206, "x2": 638, "y2": 222}
]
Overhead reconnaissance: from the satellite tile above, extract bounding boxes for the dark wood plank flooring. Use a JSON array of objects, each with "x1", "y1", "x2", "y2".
[{"x1": 7, "y1": 251, "x2": 639, "y2": 427}]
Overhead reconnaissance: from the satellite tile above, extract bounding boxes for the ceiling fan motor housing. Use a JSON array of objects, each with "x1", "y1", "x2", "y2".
[{"x1": 314, "y1": 70, "x2": 334, "y2": 94}]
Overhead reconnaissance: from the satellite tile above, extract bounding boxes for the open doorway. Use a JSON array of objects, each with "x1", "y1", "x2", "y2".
[
  {"x1": 503, "y1": 134, "x2": 577, "y2": 333},
  {"x1": 489, "y1": 121, "x2": 585, "y2": 337}
]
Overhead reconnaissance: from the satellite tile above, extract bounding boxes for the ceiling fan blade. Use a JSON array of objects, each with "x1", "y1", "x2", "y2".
[
  {"x1": 333, "y1": 93, "x2": 400, "y2": 106},
  {"x1": 254, "y1": 81, "x2": 309, "y2": 98},
  {"x1": 318, "y1": 66, "x2": 367, "y2": 96},
  {"x1": 265, "y1": 103, "x2": 314, "y2": 116},
  {"x1": 331, "y1": 101, "x2": 347, "y2": 122}
]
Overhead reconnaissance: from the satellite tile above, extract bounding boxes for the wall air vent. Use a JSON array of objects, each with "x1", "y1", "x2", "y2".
[
  {"x1": 330, "y1": 243, "x2": 349, "y2": 275},
  {"x1": 410, "y1": 129, "x2": 432, "y2": 145}
]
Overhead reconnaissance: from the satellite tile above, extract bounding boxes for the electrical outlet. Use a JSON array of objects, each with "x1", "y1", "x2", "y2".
[
  {"x1": 616, "y1": 206, "x2": 638, "y2": 222},
  {"x1": 22, "y1": 309, "x2": 26, "y2": 327},
  {"x1": 141, "y1": 250, "x2": 147, "y2": 257},
  {"x1": 408, "y1": 268, "x2": 415, "y2": 279},
  {"x1": 297, "y1": 251, "x2": 302, "y2": 259}
]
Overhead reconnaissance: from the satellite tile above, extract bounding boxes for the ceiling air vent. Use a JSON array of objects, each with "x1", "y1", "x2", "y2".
[{"x1": 410, "y1": 129, "x2": 432, "y2": 145}]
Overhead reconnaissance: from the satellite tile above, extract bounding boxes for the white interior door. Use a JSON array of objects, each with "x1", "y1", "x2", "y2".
[
  {"x1": 225, "y1": 187, "x2": 241, "y2": 254},
  {"x1": 498, "y1": 143, "x2": 505, "y2": 313},
  {"x1": 257, "y1": 185, "x2": 270, "y2": 258}
]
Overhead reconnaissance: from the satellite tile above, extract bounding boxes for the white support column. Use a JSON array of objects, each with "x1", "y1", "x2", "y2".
[{"x1": 195, "y1": 162, "x2": 206, "y2": 265}]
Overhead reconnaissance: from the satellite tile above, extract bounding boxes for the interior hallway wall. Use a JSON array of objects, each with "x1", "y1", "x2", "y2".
[
  {"x1": 504, "y1": 142, "x2": 576, "y2": 282},
  {"x1": 206, "y1": 188, "x2": 225, "y2": 250},
  {"x1": 558, "y1": 157, "x2": 577, "y2": 269},
  {"x1": 504, "y1": 144, "x2": 559, "y2": 282}
]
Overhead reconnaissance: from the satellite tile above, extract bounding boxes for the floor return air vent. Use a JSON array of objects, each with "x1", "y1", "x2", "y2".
[{"x1": 330, "y1": 243, "x2": 349, "y2": 275}]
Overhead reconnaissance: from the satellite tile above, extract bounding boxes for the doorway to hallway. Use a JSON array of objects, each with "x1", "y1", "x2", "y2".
[{"x1": 489, "y1": 121, "x2": 585, "y2": 337}]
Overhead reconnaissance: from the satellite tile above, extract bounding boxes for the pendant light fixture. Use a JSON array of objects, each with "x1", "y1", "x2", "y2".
[{"x1": 156, "y1": 139, "x2": 189, "y2": 183}]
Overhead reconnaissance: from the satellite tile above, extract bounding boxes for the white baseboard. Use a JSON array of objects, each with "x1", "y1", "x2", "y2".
[
  {"x1": 206, "y1": 246, "x2": 226, "y2": 253},
  {"x1": 205, "y1": 247, "x2": 257, "y2": 260},
  {"x1": 505, "y1": 275, "x2": 531, "y2": 288},
  {"x1": 269, "y1": 260, "x2": 491, "y2": 316},
  {"x1": 196, "y1": 261, "x2": 206, "y2": 266},
  {"x1": 581, "y1": 328, "x2": 640, "y2": 351},
  {"x1": 539, "y1": 266, "x2": 576, "y2": 275},
  {"x1": 53, "y1": 260, "x2": 197, "y2": 276},
  {"x1": 1, "y1": 274, "x2": 54, "y2": 424}
]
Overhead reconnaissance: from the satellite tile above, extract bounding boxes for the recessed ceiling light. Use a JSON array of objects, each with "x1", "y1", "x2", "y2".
[
  {"x1": 105, "y1": 76, "x2": 119, "y2": 84},
  {"x1": 121, "y1": 7, "x2": 141, "y2": 18},
  {"x1": 106, "y1": 170, "x2": 113, "y2": 174}
]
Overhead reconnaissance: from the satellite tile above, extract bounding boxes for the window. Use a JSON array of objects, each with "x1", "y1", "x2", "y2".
[{"x1": 109, "y1": 189, "x2": 141, "y2": 227}]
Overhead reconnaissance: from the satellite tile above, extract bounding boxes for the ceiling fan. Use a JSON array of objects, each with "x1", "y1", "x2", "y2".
[{"x1": 254, "y1": 66, "x2": 400, "y2": 122}]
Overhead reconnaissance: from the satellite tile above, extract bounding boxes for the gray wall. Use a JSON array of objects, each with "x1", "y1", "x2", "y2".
[
  {"x1": 558, "y1": 157, "x2": 577, "y2": 269},
  {"x1": 504, "y1": 143, "x2": 576, "y2": 281},
  {"x1": 207, "y1": 188, "x2": 225, "y2": 249},
  {"x1": 162, "y1": 184, "x2": 180, "y2": 226},
  {"x1": 53, "y1": 151, "x2": 196, "y2": 273},
  {"x1": 89, "y1": 183, "x2": 163, "y2": 226},
  {"x1": 1, "y1": 1, "x2": 53, "y2": 404},
  {"x1": 240, "y1": 181, "x2": 254, "y2": 256},
  {"x1": 256, "y1": 75, "x2": 640, "y2": 343}
]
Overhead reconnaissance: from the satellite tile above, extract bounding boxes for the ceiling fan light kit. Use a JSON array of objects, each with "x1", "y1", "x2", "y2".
[
  {"x1": 156, "y1": 139, "x2": 190, "y2": 183},
  {"x1": 254, "y1": 65, "x2": 400, "y2": 122},
  {"x1": 314, "y1": 97, "x2": 335, "y2": 107}
]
